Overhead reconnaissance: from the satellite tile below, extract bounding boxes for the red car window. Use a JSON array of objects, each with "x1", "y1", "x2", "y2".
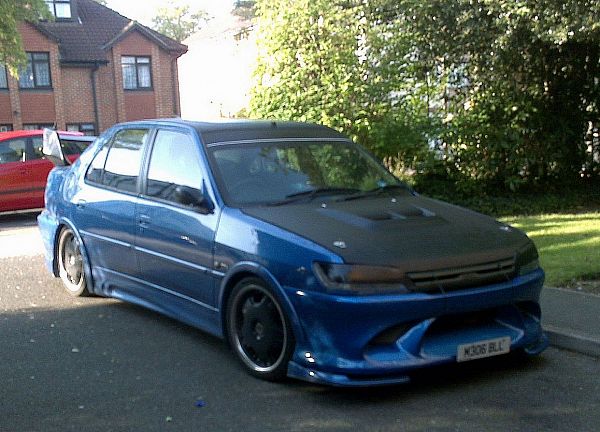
[{"x1": 0, "y1": 138, "x2": 27, "y2": 164}]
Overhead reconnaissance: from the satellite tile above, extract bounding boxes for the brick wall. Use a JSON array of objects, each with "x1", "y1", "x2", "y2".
[
  {"x1": 61, "y1": 67, "x2": 95, "y2": 125},
  {"x1": 0, "y1": 94, "x2": 12, "y2": 123},
  {"x1": 20, "y1": 93, "x2": 56, "y2": 124},
  {"x1": 95, "y1": 61, "x2": 118, "y2": 132},
  {"x1": 114, "y1": 31, "x2": 157, "y2": 122}
]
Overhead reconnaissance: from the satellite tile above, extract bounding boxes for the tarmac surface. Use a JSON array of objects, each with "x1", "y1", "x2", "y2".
[{"x1": 1, "y1": 211, "x2": 599, "y2": 431}]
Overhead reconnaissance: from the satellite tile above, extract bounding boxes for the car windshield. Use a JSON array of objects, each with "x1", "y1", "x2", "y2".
[{"x1": 208, "y1": 139, "x2": 403, "y2": 206}]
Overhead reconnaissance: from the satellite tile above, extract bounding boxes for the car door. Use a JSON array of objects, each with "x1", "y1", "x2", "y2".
[
  {"x1": 135, "y1": 128, "x2": 220, "y2": 310},
  {"x1": 74, "y1": 127, "x2": 149, "y2": 280},
  {"x1": 25, "y1": 135, "x2": 55, "y2": 209},
  {"x1": 0, "y1": 137, "x2": 30, "y2": 212}
]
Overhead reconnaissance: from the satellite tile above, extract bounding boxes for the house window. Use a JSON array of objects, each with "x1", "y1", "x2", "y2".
[
  {"x1": 0, "y1": 125, "x2": 13, "y2": 132},
  {"x1": 67, "y1": 123, "x2": 96, "y2": 136},
  {"x1": 0, "y1": 65, "x2": 7, "y2": 89},
  {"x1": 122, "y1": 56, "x2": 152, "y2": 90},
  {"x1": 19, "y1": 53, "x2": 52, "y2": 89},
  {"x1": 45, "y1": 1, "x2": 72, "y2": 19},
  {"x1": 23, "y1": 123, "x2": 54, "y2": 131}
]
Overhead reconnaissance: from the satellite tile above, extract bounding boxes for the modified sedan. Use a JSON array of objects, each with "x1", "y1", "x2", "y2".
[{"x1": 38, "y1": 119, "x2": 547, "y2": 386}]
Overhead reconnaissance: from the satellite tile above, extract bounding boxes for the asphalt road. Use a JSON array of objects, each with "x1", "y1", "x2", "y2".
[{"x1": 1, "y1": 212, "x2": 599, "y2": 432}]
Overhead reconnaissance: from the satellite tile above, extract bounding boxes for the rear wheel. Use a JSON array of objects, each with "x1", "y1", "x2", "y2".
[
  {"x1": 226, "y1": 278, "x2": 294, "y2": 381},
  {"x1": 57, "y1": 227, "x2": 89, "y2": 297}
]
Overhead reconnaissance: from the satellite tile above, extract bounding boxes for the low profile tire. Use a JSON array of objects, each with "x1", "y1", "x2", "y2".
[
  {"x1": 226, "y1": 278, "x2": 295, "y2": 381},
  {"x1": 57, "y1": 227, "x2": 90, "y2": 297}
]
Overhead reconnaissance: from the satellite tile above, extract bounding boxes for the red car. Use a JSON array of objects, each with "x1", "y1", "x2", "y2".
[{"x1": 0, "y1": 130, "x2": 95, "y2": 213}]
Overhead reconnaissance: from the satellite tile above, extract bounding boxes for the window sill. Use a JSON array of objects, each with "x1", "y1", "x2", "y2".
[{"x1": 18, "y1": 87, "x2": 54, "y2": 92}]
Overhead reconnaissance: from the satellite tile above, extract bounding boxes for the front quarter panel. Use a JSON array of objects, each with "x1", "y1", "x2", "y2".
[{"x1": 214, "y1": 207, "x2": 342, "y2": 353}]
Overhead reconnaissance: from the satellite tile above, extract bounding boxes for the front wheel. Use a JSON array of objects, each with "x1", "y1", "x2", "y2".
[
  {"x1": 226, "y1": 278, "x2": 295, "y2": 381},
  {"x1": 57, "y1": 227, "x2": 90, "y2": 297}
]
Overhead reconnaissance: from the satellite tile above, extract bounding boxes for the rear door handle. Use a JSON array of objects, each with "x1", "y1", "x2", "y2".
[{"x1": 76, "y1": 200, "x2": 87, "y2": 209}]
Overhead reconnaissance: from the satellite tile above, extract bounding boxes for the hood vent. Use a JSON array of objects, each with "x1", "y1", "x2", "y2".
[{"x1": 321, "y1": 205, "x2": 438, "y2": 226}]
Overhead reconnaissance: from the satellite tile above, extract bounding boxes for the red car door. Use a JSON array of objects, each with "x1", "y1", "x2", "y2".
[
  {"x1": 25, "y1": 136, "x2": 56, "y2": 209},
  {"x1": 0, "y1": 137, "x2": 32, "y2": 212}
]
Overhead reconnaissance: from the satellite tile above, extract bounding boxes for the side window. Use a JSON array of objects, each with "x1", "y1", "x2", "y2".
[
  {"x1": 146, "y1": 130, "x2": 204, "y2": 204},
  {"x1": 102, "y1": 129, "x2": 147, "y2": 193},
  {"x1": 85, "y1": 145, "x2": 109, "y2": 184},
  {"x1": 61, "y1": 138, "x2": 92, "y2": 155},
  {"x1": 31, "y1": 137, "x2": 44, "y2": 159},
  {"x1": 0, "y1": 138, "x2": 26, "y2": 164}
]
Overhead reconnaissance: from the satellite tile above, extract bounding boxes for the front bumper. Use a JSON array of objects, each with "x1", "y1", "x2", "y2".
[
  {"x1": 37, "y1": 209, "x2": 59, "y2": 275},
  {"x1": 285, "y1": 269, "x2": 547, "y2": 386}
]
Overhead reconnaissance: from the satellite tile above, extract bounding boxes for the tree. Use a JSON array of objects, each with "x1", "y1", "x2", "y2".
[
  {"x1": 0, "y1": 0, "x2": 52, "y2": 75},
  {"x1": 249, "y1": 0, "x2": 432, "y2": 170},
  {"x1": 232, "y1": 1, "x2": 256, "y2": 20},
  {"x1": 389, "y1": 0, "x2": 600, "y2": 189},
  {"x1": 250, "y1": 0, "x2": 600, "y2": 193},
  {"x1": 151, "y1": 1, "x2": 208, "y2": 42}
]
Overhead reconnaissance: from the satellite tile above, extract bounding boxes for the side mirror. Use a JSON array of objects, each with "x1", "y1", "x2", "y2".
[
  {"x1": 174, "y1": 185, "x2": 214, "y2": 214},
  {"x1": 42, "y1": 128, "x2": 70, "y2": 167}
]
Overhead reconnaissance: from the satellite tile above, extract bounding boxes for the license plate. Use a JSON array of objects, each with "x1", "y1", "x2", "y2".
[{"x1": 457, "y1": 336, "x2": 511, "y2": 362}]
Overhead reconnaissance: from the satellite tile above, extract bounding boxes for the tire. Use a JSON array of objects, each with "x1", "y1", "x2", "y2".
[
  {"x1": 226, "y1": 277, "x2": 295, "y2": 381},
  {"x1": 57, "y1": 227, "x2": 90, "y2": 297}
]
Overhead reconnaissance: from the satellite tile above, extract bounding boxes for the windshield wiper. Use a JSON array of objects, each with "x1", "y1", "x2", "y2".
[
  {"x1": 267, "y1": 187, "x2": 359, "y2": 206},
  {"x1": 337, "y1": 184, "x2": 409, "y2": 202}
]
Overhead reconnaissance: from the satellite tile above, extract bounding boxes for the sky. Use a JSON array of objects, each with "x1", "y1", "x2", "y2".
[{"x1": 104, "y1": 0, "x2": 234, "y2": 26}]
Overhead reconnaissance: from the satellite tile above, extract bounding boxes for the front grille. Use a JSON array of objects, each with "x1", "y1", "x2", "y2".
[{"x1": 407, "y1": 257, "x2": 516, "y2": 293}]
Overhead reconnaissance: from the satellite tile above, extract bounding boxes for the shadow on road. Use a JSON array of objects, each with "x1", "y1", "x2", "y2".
[
  {"x1": 5, "y1": 296, "x2": 593, "y2": 432},
  {"x1": 0, "y1": 211, "x2": 40, "y2": 231}
]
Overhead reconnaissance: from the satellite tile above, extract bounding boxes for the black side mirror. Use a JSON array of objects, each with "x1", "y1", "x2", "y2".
[
  {"x1": 174, "y1": 185, "x2": 214, "y2": 214},
  {"x1": 42, "y1": 128, "x2": 70, "y2": 167}
]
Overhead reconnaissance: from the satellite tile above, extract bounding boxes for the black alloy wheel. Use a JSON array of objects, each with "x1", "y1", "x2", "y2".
[
  {"x1": 57, "y1": 227, "x2": 89, "y2": 297},
  {"x1": 226, "y1": 278, "x2": 294, "y2": 380}
]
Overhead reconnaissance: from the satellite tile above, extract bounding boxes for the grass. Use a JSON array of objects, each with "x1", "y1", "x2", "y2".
[{"x1": 502, "y1": 212, "x2": 600, "y2": 287}]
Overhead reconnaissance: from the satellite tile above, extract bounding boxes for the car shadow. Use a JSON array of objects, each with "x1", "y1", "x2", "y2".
[{"x1": 0, "y1": 211, "x2": 41, "y2": 231}]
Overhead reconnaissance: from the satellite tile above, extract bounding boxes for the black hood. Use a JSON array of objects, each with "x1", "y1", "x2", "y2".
[{"x1": 242, "y1": 194, "x2": 532, "y2": 273}]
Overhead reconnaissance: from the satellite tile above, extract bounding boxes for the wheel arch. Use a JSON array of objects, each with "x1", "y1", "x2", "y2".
[
  {"x1": 218, "y1": 262, "x2": 306, "y2": 348},
  {"x1": 53, "y1": 219, "x2": 95, "y2": 293}
]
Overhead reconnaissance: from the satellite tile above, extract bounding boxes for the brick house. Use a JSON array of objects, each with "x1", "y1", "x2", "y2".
[{"x1": 0, "y1": 0, "x2": 187, "y2": 135}]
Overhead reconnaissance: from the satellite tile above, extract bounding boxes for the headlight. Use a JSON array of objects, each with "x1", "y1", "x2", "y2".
[
  {"x1": 517, "y1": 243, "x2": 541, "y2": 276},
  {"x1": 313, "y1": 262, "x2": 411, "y2": 295}
]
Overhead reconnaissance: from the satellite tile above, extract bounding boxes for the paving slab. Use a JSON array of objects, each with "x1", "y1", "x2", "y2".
[{"x1": 542, "y1": 287, "x2": 600, "y2": 357}]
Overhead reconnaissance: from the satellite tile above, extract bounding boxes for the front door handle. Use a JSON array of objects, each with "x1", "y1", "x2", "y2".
[
  {"x1": 76, "y1": 200, "x2": 87, "y2": 209},
  {"x1": 138, "y1": 214, "x2": 151, "y2": 228}
]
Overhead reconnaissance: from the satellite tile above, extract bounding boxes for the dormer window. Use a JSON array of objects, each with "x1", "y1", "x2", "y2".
[{"x1": 45, "y1": 0, "x2": 72, "y2": 19}]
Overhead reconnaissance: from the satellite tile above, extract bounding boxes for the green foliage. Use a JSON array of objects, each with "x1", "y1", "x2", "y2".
[
  {"x1": 0, "y1": 0, "x2": 52, "y2": 75},
  {"x1": 250, "y1": 0, "x2": 434, "y2": 175},
  {"x1": 414, "y1": 176, "x2": 600, "y2": 218},
  {"x1": 250, "y1": 0, "x2": 600, "y2": 195},
  {"x1": 151, "y1": 1, "x2": 208, "y2": 42},
  {"x1": 232, "y1": 1, "x2": 256, "y2": 20}
]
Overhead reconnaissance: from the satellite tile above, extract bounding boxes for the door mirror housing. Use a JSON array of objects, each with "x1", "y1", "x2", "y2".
[
  {"x1": 174, "y1": 185, "x2": 214, "y2": 214},
  {"x1": 42, "y1": 128, "x2": 70, "y2": 167}
]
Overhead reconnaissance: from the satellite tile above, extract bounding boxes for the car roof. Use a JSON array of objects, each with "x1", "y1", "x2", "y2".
[
  {"x1": 0, "y1": 130, "x2": 85, "y2": 141},
  {"x1": 120, "y1": 118, "x2": 350, "y2": 145}
]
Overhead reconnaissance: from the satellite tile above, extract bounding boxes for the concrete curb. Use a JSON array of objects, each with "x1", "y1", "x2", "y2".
[{"x1": 545, "y1": 325, "x2": 600, "y2": 358}]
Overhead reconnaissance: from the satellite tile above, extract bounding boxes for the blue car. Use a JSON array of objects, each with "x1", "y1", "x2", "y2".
[{"x1": 38, "y1": 119, "x2": 548, "y2": 386}]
